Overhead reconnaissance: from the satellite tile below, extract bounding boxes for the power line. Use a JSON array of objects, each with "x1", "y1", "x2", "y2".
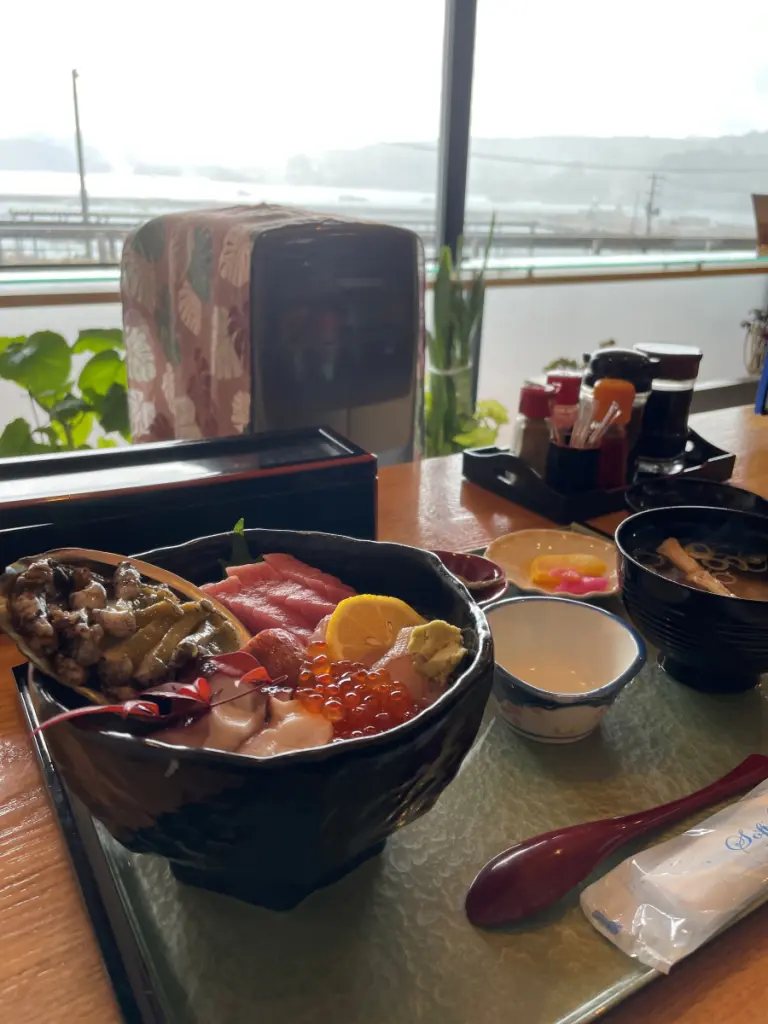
[
  {"x1": 392, "y1": 141, "x2": 768, "y2": 175},
  {"x1": 644, "y1": 173, "x2": 662, "y2": 235}
]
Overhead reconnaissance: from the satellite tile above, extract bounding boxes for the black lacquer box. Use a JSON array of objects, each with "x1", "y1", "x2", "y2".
[{"x1": 0, "y1": 427, "x2": 376, "y2": 565}]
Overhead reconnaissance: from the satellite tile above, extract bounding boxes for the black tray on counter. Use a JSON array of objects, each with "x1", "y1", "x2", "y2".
[
  {"x1": 0, "y1": 426, "x2": 377, "y2": 566},
  {"x1": 462, "y1": 429, "x2": 736, "y2": 524}
]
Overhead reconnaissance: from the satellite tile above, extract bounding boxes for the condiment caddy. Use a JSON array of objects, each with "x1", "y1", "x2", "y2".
[
  {"x1": 462, "y1": 429, "x2": 736, "y2": 524},
  {"x1": 469, "y1": 343, "x2": 733, "y2": 523}
]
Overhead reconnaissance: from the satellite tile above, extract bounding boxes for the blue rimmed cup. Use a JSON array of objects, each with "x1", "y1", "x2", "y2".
[{"x1": 485, "y1": 597, "x2": 646, "y2": 743}]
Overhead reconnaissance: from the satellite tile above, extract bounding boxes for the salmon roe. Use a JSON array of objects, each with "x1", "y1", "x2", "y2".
[{"x1": 296, "y1": 641, "x2": 420, "y2": 738}]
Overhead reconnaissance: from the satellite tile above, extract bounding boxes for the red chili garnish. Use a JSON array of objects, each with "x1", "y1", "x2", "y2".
[
  {"x1": 33, "y1": 700, "x2": 161, "y2": 735},
  {"x1": 208, "y1": 651, "x2": 262, "y2": 677},
  {"x1": 33, "y1": 677, "x2": 216, "y2": 735},
  {"x1": 239, "y1": 666, "x2": 271, "y2": 686}
]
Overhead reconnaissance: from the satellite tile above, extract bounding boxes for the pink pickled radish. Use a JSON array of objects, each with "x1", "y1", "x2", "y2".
[{"x1": 554, "y1": 570, "x2": 608, "y2": 595}]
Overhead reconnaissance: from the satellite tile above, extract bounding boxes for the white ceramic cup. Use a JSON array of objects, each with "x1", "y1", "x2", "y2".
[{"x1": 486, "y1": 597, "x2": 646, "y2": 743}]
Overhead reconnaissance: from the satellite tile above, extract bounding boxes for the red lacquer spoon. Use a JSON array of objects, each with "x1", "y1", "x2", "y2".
[{"x1": 466, "y1": 753, "x2": 768, "y2": 928}]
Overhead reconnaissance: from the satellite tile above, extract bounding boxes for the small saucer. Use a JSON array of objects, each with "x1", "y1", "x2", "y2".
[{"x1": 432, "y1": 551, "x2": 508, "y2": 606}]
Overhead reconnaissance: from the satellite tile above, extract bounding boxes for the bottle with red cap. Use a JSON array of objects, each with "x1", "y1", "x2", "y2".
[
  {"x1": 546, "y1": 371, "x2": 582, "y2": 433},
  {"x1": 512, "y1": 383, "x2": 556, "y2": 477}
]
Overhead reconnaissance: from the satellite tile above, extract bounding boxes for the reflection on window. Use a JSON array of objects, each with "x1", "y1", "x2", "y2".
[{"x1": 1, "y1": 1, "x2": 443, "y2": 266}]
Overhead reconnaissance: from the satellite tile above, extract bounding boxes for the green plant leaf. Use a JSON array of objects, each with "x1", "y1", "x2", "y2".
[
  {"x1": 219, "y1": 517, "x2": 253, "y2": 570},
  {"x1": 78, "y1": 350, "x2": 127, "y2": 396},
  {"x1": 32, "y1": 425, "x2": 63, "y2": 447},
  {"x1": 97, "y1": 437, "x2": 118, "y2": 448},
  {"x1": 0, "y1": 332, "x2": 71, "y2": 392},
  {"x1": 453, "y1": 424, "x2": 497, "y2": 449},
  {"x1": 543, "y1": 357, "x2": 581, "y2": 372},
  {"x1": 73, "y1": 328, "x2": 124, "y2": 353},
  {"x1": 433, "y1": 246, "x2": 454, "y2": 366},
  {"x1": 481, "y1": 213, "x2": 496, "y2": 274},
  {"x1": 0, "y1": 336, "x2": 24, "y2": 356},
  {"x1": 467, "y1": 275, "x2": 485, "y2": 333},
  {"x1": 32, "y1": 386, "x2": 71, "y2": 411},
  {"x1": 50, "y1": 395, "x2": 91, "y2": 423},
  {"x1": 91, "y1": 383, "x2": 130, "y2": 437},
  {"x1": 48, "y1": 421, "x2": 69, "y2": 446},
  {"x1": 0, "y1": 418, "x2": 52, "y2": 457},
  {"x1": 69, "y1": 411, "x2": 95, "y2": 447},
  {"x1": 475, "y1": 399, "x2": 509, "y2": 426}
]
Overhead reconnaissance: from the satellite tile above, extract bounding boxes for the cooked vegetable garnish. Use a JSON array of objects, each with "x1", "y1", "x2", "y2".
[{"x1": 0, "y1": 553, "x2": 244, "y2": 702}]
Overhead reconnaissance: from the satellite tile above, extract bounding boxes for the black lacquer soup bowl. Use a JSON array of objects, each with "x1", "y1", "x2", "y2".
[{"x1": 616, "y1": 507, "x2": 768, "y2": 694}]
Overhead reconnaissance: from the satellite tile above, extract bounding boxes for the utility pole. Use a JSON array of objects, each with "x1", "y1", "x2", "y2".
[
  {"x1": 644, "y1": 172, "x2": 662, "y2": 236},
  {"x1": 71, "y1": 69, "x2": 89, "y2": 224}
]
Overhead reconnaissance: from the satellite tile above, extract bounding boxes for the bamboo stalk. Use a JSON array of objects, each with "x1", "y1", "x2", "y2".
[{"x1": 657, "y1": 538, "x2": 733, "y2": 597}]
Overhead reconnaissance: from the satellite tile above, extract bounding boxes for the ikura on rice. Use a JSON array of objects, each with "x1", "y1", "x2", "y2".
[{"x1": 162, "y1": 553, "x2": 468, "y2": 756}]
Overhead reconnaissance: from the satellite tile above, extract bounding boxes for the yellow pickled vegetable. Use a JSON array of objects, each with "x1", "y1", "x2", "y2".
[{"x1": 529, "y1": 553, "x2": 607, "y2": 588}]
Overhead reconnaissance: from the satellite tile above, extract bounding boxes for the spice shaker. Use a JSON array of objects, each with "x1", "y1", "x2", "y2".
[
  {"x1": 546, "y1": 371, "x2": 582, "y2": 432},
  {"x1": 512, "y1": 383, "x2": 556, "y2": 478},
  {"x1": 633, "y1": 343, "x2": 703, "y2": 474}
]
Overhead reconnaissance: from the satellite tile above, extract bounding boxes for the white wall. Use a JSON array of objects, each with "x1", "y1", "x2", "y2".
[
  {"x1": 475, "y1": 274, "x2": 766, "y2": 414},
  {"x1": 0, "y1": 273, "x2": 764, "y2": 436}
]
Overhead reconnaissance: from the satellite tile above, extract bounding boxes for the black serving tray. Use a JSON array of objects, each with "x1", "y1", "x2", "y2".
[
  {"x1": 0, "y1": 426, "x2": 376, "y2": 566},
  {"x1": 462, "y1": 429, "x2": 736, "y2": 524},
  {"x1": 15, "y1": 665, "x2": 160, "y2": 1024}
]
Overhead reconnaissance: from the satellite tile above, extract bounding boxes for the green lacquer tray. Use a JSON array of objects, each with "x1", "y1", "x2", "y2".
[{"x1": 17, "y1": 651, "x2": 768, "y2": 1024}]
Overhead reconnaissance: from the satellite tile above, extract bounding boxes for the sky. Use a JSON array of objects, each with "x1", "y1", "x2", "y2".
[{"x1": 3, "y1": 0, "x2": 768, "y2": 167}]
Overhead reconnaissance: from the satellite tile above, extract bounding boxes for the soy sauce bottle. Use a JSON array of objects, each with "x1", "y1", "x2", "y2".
[{"x1": 633, "y1": 343, "x2": 703, "y2": 474}]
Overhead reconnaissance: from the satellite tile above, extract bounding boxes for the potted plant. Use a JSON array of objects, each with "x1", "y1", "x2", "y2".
[
  {"x1": 424, "y1": 222, "x2": 508, "y2": 456},
  {"x1": 0, "y1": 328, "x2": 130, "y2": 455}
]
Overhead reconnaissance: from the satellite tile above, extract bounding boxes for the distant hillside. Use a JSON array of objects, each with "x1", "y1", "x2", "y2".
[
  {"x1": 0, "y1": 136, "x2": 111, "y2": 173},
  {"x1": 1, "y1": 130, "x2": 766, "y2": 222},
  {"x1": 303, "y1": 134, "x2": 768, "y2": 216}
]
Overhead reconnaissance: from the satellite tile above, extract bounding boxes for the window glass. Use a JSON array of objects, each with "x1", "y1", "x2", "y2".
[
  {"x1": 1, "y1": 1, "x2": 444, "y2": 265},
  {"x1": 470, "y1": 0, "x2": 768, "y2": 258}
]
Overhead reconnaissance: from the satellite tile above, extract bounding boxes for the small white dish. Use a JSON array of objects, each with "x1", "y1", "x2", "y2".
[
  {"x1": 486, "y1": 597, "x2": 646, "y2": 743},
  {"x1": 484, "y1": 529, "x2": 619, "y2": 600}
]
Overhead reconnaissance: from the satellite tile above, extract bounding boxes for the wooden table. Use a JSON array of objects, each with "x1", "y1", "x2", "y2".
[{"x1": 0, "y1": 405, "x2": 766, "y2": 1024}]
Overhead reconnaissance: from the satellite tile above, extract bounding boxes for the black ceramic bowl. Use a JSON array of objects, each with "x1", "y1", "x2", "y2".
[
  {"x1": 31, "y1": 529, "x2": 493, "y2": 909},
  {"x1": 616, "y1": 507, "x2": 768, "y2": 693},
  {"x1": 625, "y1": 477, "x2": 768, "y2": 516}
]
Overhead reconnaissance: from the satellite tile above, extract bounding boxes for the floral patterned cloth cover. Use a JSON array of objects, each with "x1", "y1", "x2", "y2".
[{"x1": 121, "y1": 204, "x2": 353, "y2": 442}]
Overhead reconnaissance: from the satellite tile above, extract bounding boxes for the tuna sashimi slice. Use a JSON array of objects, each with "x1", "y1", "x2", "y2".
[
  {"x1": 240, "y1": 579, "x2": 335, "y2": 628},
  {"x1": 201, "y1": 575, "x2": 244, "y2": 597},
  {"x1": 218, "y1": 592, "x2": 312, "y2": 639},
  {"x1": 263, "y1": 553, "x2": 355, "y2": 603},
  {"x1": 280, "y1": 593, "x2": 335, "y2": 626},
  {"x1": 226, "y1": 561, "x2": 281, "y2": 583}
]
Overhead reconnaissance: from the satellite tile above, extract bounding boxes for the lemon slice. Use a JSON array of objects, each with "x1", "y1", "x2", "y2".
[{"x1": 325, "y1": 594, "x2": 426, "y2": 666}]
